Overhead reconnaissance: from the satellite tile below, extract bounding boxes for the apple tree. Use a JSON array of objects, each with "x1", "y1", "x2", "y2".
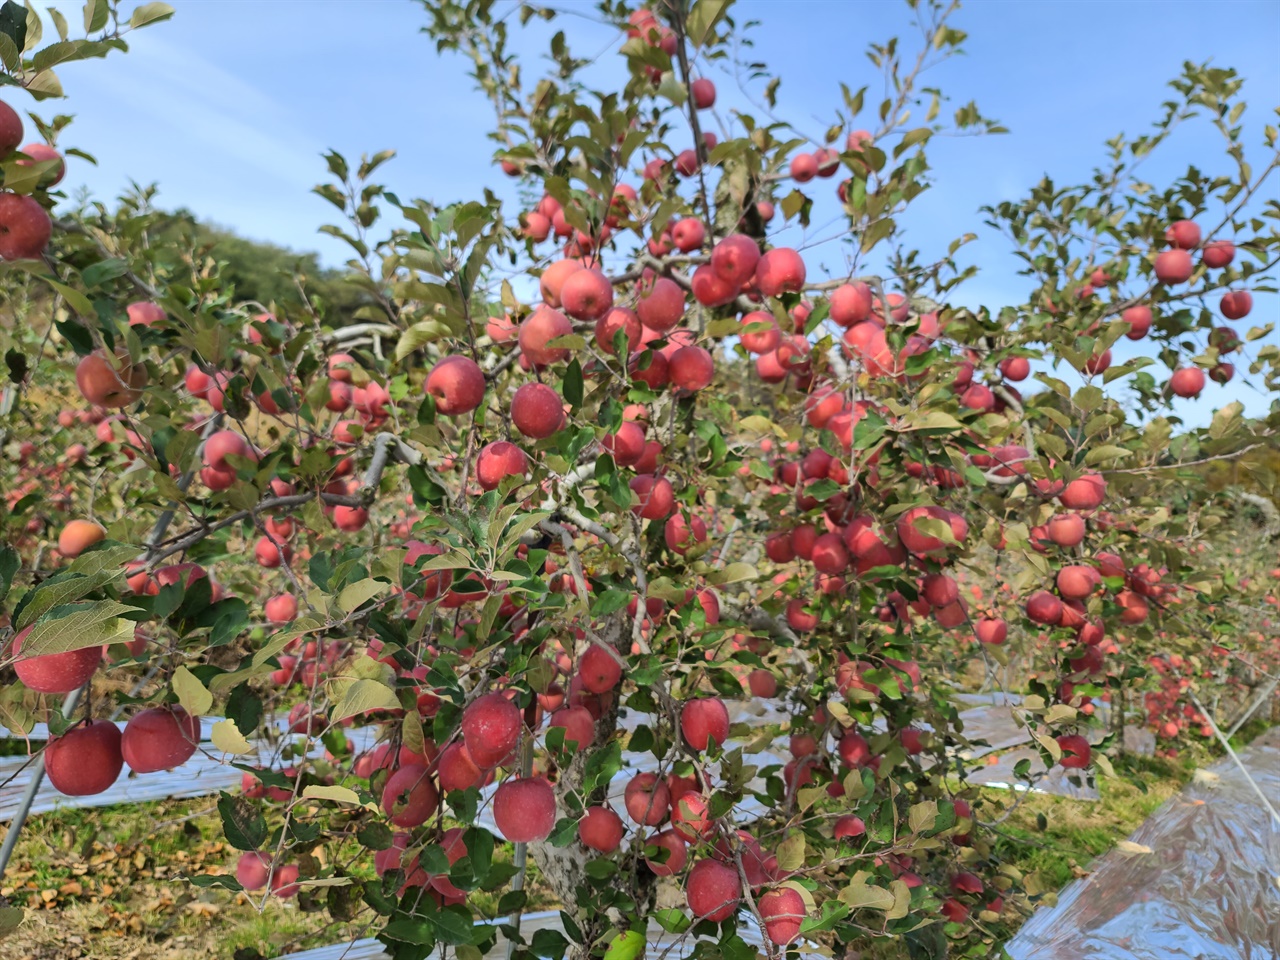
[{"x1": 0, "y1": 0, "x2": 1278, "y2": 958}]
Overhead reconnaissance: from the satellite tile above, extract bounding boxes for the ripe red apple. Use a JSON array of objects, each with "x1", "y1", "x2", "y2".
[
  {"x1": 747, "y1": 669, "x2": 777, "y2": 698},
  {"x1": 629, "y1": 349, "x2": 669, "y2": 389},
  {"x1": 595, "y1": 306, "x2": 642, "y2": 355},
  {"x1": 236, "y1": 852, "x2": 271, "y2": 890},
  {"x1": 755, "y1": 248, "x2": 806, "y2": 297},
  {"x1": 0, "y1": 192, "x2": 53, "y2": 260},
  {"x1": 1153, "y1": 249, "x2": 1193, "y2": 284},
  {"x1": 1201, "y1": 240, "x2": 1234, "y2": 268},
  {"x1": 664, "y1": 512, "x2": 707, "y2": 554},
  {"x1": 1122, "y1": 304, "x2": 1153, "y2": 340},
  {"x1": 476, "y1": 441, "x2": 529, "y2": 490},
  {"x1": 45, "y1": 719, "x2": 124, "y2": 796},
  {"x1": 579, "y1": 643, "x2": 622, "y2": 694},
  {"x1": 578, "y1": 805, "x2": 624, "y2": 852},
  {"x1": 265, "y1": 593, "x2": 298, "y2": 624},
  {"x1": 560, "y1": 268, "x2": 614, "y2": 321},
  {"x1": 629, "y1": 474, "x2": 674, "y2": 520},
  {"x1": 671, "y1": 217, "x2": 706, "y2": 253},
  {"x1": 12, "y1": 624, "x2": 101, "y2": 693},
  {"x1": 493, "y1": 776, "x2": 556, "y2": 842},
  {"x1": 897, "y1": 506, "x2": 966, "y2": 557},
  {"x1": 1025, "y1": 590, "x2": 1062, "y2": 625},
  {"x1": 203, "y1": 429, "x2": 252, "y2": 469},
  {"x1": 636, "y1": 277, "x2": 686, "y2": 332},
  {"x1": 758, "y1": 886, "x2": 806, "y2": 945},
  {"x1": 670, "y1": 792, "x2": 715, "y2": 841},
  {"x1": 58, "y1": 518, "x2": 105, "y2": 558},
  {"x1": 827, "y1": 282, "x2": 872, "y2": 327},
  {"x1": 644, "y1": 829, "x2": 687, "y2": 875},
  {"x1": 425, "y1": 355, "x2": 486, "y2": 416},
  {"x1": 686, "y1": 857, "x2": 741, "y2": 922},
  {"x1": 255, "y1": 536, "x2": 293, "y2": 568},
  {"x1": 75, "y1": 351, "x2": 147, "y2": 408},
  {"x1": 125, "y1": 300, "x2": 164, "y2": 327},
  {"x1": 519, "y1": 305, "x2": 573, "y2": 366},
  {"x1": 669, "y1": 345, "x2": 714, "y2": 392},
  {"x1": 1220, "y1": 290, "x2": 1252, "y2": 320},
  {"x1": 1058, "y1": 474, "x2": 1106, "y2": 511},
  {"x1": 1169, "y1": 367, "x2": 1206, "y2": 398},
  {"x1": 549, "y1": 705, "x2": 595, "y2": 752},
  {"x1": 511, "y1": 382, "x2": 565, "y2": 439},
  {"x1": 811, "y1": 533, "x2": 849, "y2": 575},
  {"x1": 624, "y1": 771, "x2": 670, "y2": 826},
  {"x1": 0, "y1": 100, "x2": 21, "y2": 154},
  {"x1": 681, "y1": 697, "x2": 729, "y2": 751},
  {"x1": 271, "y1": 863, "x2": 300, "y2": 898},
  {"x1": 710, "y1": 234, "x2": 760, "y2": 286},
  {"x1": 1057, "y1": 565, "x2": 1101, "y2": 601},
  {"x1": 539, "y1": 259, "x2": 583, "y2": 306},
  {"x1": 461, "y1": 691, "x2": 521, "y2": 767},
  {"x1": 789, "y1": 153, "x2": 818, "y2": 182},
  {"x1": 603, "y1": 421, "x2": 647, "y2": 467},
  {"x1": 437, "y1": 742, "x2": 483, "y2": 792},
  {"x1": 999, "y1": 356, "x2": 1030, "y2": 381},
  {"x1": 921, "y1": 573, "x2": 959, "y2": 608},
  {"x1": 1057, "y1": 734, "x2": 1091, "y2": 769},
  {"x1": 691, "y1": 77, "x2": 716, "y2": 109},
  {"x1": 739, "y1": 311, "x2": 781, "y2": 354},
  {"x1": 1046, "y1": 513, "x2": 1085, "y2": 547},
  {"x1": 381, "y1": 764, "x2": 438, "y2": 827},
  {"x1": 121, "y1": 706, "x2": 200, "y2": 772},
  {"x1": 1164, "y1": 219, "x2": 1201, "y2": 249}
]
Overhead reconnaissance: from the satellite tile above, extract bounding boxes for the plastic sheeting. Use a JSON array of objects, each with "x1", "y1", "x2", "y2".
[{"x1": 1006, "y1": 727, "x2": 1280, "y2": 960}]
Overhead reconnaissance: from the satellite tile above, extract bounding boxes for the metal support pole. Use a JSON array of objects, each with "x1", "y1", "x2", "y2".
[{"x1": 0, "y1": 684, "x2": 85, "y2": 875}]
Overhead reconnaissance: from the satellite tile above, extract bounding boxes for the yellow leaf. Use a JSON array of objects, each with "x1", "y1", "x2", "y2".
[
  {"x1": 838, "y1": 871, "x2": 894, "y2": 911},
  {"x1": 908, "y1": 800, "x2": 938, "y2": 834},
  {"x1": 210, "y1": 719, "x2": 254, "y2": 755},
  {"x1": 775, "y1": 834, "x2": 806, "y2": 871},
  {"x1": 301, "y1": 784, "x2": 361, "y2": 805},
  {"x1": 173, "y1": 666, "x2": 213, "y2": 717}
]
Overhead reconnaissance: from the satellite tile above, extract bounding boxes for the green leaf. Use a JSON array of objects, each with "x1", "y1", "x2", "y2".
[
  {"x1": 686, "y1": 0, "x2": 729, "y2": 48},
  {"x1": 82, "y1": 0, "x2": 108, "y2": 32},
  {"x1": 337, "y1": 577, "x2": 388, "y2": 613},
  {"x1": 217, "y1": 792, "x2": 267, "y2": 850},
  {"x1": 563, "y1": 358, "x2": 583, "y2": 408},
  {"x1": 0, "y1": 1, "x2": 26, "y2": 52},
  {"x1": 24, "y1": 69, "x2": 62, "y2": 98},
  {"x1": 18, "y1": 600, "x2": 136, "y2": 656},
  {"x1": 249, "y1": 619, "x2": 324, "y2": 668},
  {"x1": 0, "y1": 545, "x2": 18, "y2": 602},
  {"x1": 838, "y1": 871, "x2": 895, "y2": 911},
  {"x1": 128, "y1": 2, "x2": 174, "y2": 27},
  {"x1": 704, "y1": 562, "x2": 757, "y2": 586},
  {"x1": 331, "y1": 678, "x2": 399, "y2": 722},
  {"x1": 603, "y1": 930, "x2": 645, "y2": 960},
  {"x1": 860, "y1": 217, "x2": 895, "y2": 253},
  {"x1": 394, "y1": 320, "x2": 452, "y2": 361}
]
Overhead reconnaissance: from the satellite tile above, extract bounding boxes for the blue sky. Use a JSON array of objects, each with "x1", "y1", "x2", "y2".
[{"x1": 28, "y1": 0, "x2": 1280, "y2": 425}]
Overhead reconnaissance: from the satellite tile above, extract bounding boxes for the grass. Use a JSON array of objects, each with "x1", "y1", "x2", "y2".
[
  {"x1": 0, "y1": 794, "x2": 559, "y2": 960},
  {"x1": 983, "y1": 750, "x2": 1194, "y2": 896},
  {"x1": 0, "y1": 736, "x2": 1247, "y2": 958}
]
